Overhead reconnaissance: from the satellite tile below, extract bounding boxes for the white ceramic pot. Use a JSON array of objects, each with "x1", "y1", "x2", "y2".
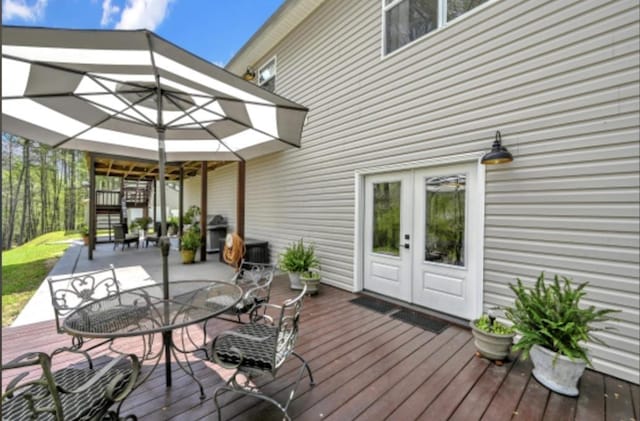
[
  {"x1": 288, "y1": 272, "x2": 303, "y2": 290},
  {"x1": 530, "y1": 344, "x2": 586, "y2": 396}
]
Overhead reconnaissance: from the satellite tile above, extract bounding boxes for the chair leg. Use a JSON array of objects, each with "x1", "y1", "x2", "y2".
[{"x1": 292, "y1": 351, "x2": 315, "y2": 386}]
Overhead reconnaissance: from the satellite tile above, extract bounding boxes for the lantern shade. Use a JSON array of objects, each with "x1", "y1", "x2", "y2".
[{"x1": 481, "y1": 131, "x2": 513, "y2": 165}]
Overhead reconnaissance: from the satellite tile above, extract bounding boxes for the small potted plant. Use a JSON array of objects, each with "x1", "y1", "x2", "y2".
[
  {"x1": 78, "y1": 223, "x2": 89, "y2": 245},
  {"x1": 300, "y1": 266, "x2": 321, "y2": 295},
  {"x1": 180, "y1": 226, "x2": 201, "y2": 264},
  {"x1": 470, "y1": 311, "x2": 515, "y2": 363},
  {"x1": 279, "y1": 239, "x2": 319, "y2": 290},
  {"x1": 505, "y1": 272, "x2": 617, "y2": 396}
]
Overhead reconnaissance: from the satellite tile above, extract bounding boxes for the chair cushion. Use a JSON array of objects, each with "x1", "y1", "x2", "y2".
[
  {"x1": 214, "y1": 324, "x2": 277, "y2": 371},
  {"x1": 65, "y1": 305, "x2": 149, "y2": 334},
  {"x1": 1, "y1": 366, "x2": 132, "y2": 421}
]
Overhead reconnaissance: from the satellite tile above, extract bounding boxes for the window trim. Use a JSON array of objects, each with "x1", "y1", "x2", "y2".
[
  {"x1": 381, "y1": 0, "x2": 493, "y2": 58},
  {"x1": 258, "y1": 56, "x2": 277, "y2": 91}
]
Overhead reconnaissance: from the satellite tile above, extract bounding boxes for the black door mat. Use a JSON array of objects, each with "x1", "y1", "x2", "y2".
[
  {"x1": 350, "y1": 296, "x2": 399, "y2": 314},
  {"x1": 391, "y1": 309, "x2": 449, "y2": 334}
]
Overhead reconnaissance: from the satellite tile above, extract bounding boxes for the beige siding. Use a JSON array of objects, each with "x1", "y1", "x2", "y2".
[
  {"x1": 184, "y1": 163, "x2": 238, "y2": 233},
  {"x1": 228, "y1": 0, "x2": 639, "y2": 382}
]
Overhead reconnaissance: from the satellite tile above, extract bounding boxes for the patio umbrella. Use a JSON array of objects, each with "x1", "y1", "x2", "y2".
[
  {"x1": 2, "y1": 25, "x2": 308, "y2": 388},
  {"x1": 1, "y1": 25, "x2": 308, "y2": 298}
]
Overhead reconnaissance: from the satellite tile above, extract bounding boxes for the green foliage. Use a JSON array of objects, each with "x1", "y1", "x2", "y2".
[
  {"x1": 131, "y1": 216, "x2": 152, "y2": 232},
  {"x1": 279, "y1": 239, "x2": 319, "y2": 273},
  {"x1": 2, "y1": 231, "x2": 78, "y2": 326},
  {"x1": 167, "y1": 217, "x2": 179, "y2": 233},
  {"x1": 183, "y1": 205, "x2": 201, "y2": 225},
  {"x1": 474, "y1": 314, "x2": 514, "y2": 335},
  {"x1": 180, "y1": 227, "x2": 201, "y2": 251},
  {"x1": 78, "y1": 223, "x2": 89, "y2": 236},
  {"x1": 505, "y1": 272, "x2": 618, "y2": 365}
]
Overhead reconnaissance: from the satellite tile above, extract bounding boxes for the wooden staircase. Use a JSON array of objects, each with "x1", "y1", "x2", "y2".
[{"x1": 94, "y1": 179, "x2": 153, "y2": 242}]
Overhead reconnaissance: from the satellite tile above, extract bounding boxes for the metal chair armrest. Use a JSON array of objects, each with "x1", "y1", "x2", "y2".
[{"x1": 1, "y1": 352, "x2": 47, "y2": 370}]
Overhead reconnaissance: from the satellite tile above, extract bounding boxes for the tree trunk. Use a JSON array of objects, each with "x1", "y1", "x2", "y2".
[{"x1": 18, "y1": 139, "x2": 31, "y2": 244}]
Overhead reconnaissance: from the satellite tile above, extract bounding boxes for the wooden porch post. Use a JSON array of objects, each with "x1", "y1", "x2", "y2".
[
  {"x1": 236, "y1": 161, "x2": 245, "y2": 239},
  {"x1": 153, "y1": 178, "x2": 157, "y2": 223},
  {"x1": 88, "y1": 154, "x2": 95, "y2": 260},
  {"x1": 179, "y1": 166, "x2": 184, "y2": 239},
  {"x1": 200, "y1": 161, "x2": 207, "y2": 261}
]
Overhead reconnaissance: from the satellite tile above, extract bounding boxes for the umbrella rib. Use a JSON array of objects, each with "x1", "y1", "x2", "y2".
[
  {"x1": 86, "y1": 74, "x2": 156, "y2": 126},
  {"x1": 165, "y1": 90, "x2": 300, "y2": 149},
  {"x1": 52, "y1": 91, "x2": 156, "y2": 149},
  {"x1": 76, "y1": 94, "x2": 155, "y2": 128},
  {"x1": 163, "y1": 97, "x2": 218, "y2": 127},
  {"x1": 186, "y1": 92, "x2": 309, "y2": 112},
  {"x1": 163, "y1": 92, "x2": 243, "y2": 161}
]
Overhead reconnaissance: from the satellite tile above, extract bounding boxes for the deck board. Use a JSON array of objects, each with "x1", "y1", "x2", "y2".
[{"x1": 2, "y1": 278, "x2": 637, "y2": 420}]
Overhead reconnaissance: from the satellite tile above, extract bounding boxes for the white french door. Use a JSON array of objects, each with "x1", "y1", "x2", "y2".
[
  {"x1": 363, "y1": 172, "x2": 413, "y2": 302},
  {"x1": 363, "y1": 162, "x2": 482, "y2": 319}
]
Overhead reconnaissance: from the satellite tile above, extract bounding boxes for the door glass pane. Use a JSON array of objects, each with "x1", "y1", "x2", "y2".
[
  {"x1": 373, "y1": 182, "x2": 401, "y2": 256},
  {"x1": 425, "y1": 174, "x2": 465, "y2": 266}
]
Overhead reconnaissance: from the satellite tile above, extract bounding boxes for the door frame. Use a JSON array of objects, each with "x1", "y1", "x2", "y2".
[{"x1": 354, "y1": 152, "x2": 486, "y2": 319}]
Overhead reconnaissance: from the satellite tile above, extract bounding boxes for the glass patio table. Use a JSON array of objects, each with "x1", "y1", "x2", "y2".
[{"x1": 62, "y1": 280, "x2": 243, "y2": 399}]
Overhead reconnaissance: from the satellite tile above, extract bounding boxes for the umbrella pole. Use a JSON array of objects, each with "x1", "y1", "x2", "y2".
[{"x1": 157, "y1": 126, "x2": 172, "y2": 387}]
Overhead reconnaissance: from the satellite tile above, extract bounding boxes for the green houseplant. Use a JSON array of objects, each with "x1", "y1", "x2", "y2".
[
  {"x1": 279, "y1": 239, "x2": 319, "y2": 290},
  {"x1": 180, "y1": 226, "x2": 201, "y2": 264},
  {"x1": 78, "y1": 223, "x2": 90, "y2": 245},
  {"x1": 470, "y1": 312, "x2": 515, "y2": 363},
  {"x1": 505, "y1": 272, "x2": 617, "y2": 396}
]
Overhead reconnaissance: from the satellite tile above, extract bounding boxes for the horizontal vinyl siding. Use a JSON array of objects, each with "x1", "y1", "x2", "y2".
[
  {"x1": 231, "y1": 0, "x2": 639, "y2": 383},
  {"x1": 184, "y1": 164, "x2": 238, "y2": 233}
]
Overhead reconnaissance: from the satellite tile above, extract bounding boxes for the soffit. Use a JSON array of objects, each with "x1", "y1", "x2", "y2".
[{"x1": 226, "y1": 0, "x2": 327, "y2": 74}]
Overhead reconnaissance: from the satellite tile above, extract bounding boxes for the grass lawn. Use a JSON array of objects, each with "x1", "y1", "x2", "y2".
[{"x1": 2, "y1": 231, "x2": 80, "y2": 327}]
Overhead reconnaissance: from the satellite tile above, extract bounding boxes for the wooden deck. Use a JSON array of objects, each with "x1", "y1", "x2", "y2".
[{"x1": 2, "y1": 278, "x2": 638, "y2": 420}]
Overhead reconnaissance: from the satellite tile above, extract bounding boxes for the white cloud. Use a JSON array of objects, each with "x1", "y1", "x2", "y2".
[
  {"x1": 100, "y1": 0, "x2": 120, "y2": 26},
  {"x1": 2, "y1": 0, "x2": 47, "y2": 22},
  {"x1": 115, "y1": 0, "x2": 172, "y2": 31}
]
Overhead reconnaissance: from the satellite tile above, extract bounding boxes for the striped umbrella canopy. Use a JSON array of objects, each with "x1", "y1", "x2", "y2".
[{"x1": 1, "y1": 25, "x2": 308, "y2": 298}]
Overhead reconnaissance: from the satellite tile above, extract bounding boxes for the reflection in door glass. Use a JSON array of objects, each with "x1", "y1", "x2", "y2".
[
  {"x1": 425, "y1": 174, "x2": 465, "y2": 266},
  {"x1": 373, "y1": 182, "x2": 400, "y2": 256}
]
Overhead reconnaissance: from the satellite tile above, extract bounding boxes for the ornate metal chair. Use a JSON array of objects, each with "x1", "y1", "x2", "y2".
[
  {"x1": 1, "y1": 347, "x2": 140, "y2": 420},
  {"x1": 210, "y1": 286, "x2": 314, "y2": 421},
  {"x1": 48, "y1": 265, "x2": 150, "y2": 351},
  {"x1": 113, "y1": 223, "x2": 139, "y2": 251}
]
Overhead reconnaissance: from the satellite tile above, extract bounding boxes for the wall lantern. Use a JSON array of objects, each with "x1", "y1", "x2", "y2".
[
  {"x1": 481, "y1": 131, "x2": 513, "y2": 165},
  {"x1": 242, "y1": 67, "x2": 256, "y2": 81}
]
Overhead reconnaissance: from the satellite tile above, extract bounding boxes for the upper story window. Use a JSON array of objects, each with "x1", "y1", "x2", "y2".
[
  {"x1": 383, "y1": 0, "x2": 488, "y2": 55},
  {"x1": 258, "y1": 57, "x2": 276, "y2": 92}
]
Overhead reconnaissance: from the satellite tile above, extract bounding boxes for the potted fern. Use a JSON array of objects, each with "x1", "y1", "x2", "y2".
[
  {"x1": 279, "y1": 239, "x2": 319, "y2": 290},
  {"x1": 505, "y1": 272, "x2": 617, "y2": 396},
  {"x1": 470, "y1": 311, "x2": 515, "y2": 363},
  {"x1": 180, "y1": 226, "x2": 201, "y2": 264}
]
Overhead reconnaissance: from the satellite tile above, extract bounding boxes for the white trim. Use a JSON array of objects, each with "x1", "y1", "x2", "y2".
[
  {"x1": 381, "y1": 0, "x2": 496, "y2": 59},
  {"x1": 354, "y1": 152, "x2": 486, "y2": 318},
  {"x1": 258, "y1": 56, "x2": 277, "y2": 89}
]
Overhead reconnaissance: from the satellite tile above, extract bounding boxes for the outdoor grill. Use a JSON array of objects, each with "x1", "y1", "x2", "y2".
[{"x1": 206, "y1": 215, "x2": 228, "y2": 253}]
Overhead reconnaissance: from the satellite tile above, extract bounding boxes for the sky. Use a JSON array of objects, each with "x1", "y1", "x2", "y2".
[{"x1": 1, "y1": 0, "x2": 286, "y2": 66}]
